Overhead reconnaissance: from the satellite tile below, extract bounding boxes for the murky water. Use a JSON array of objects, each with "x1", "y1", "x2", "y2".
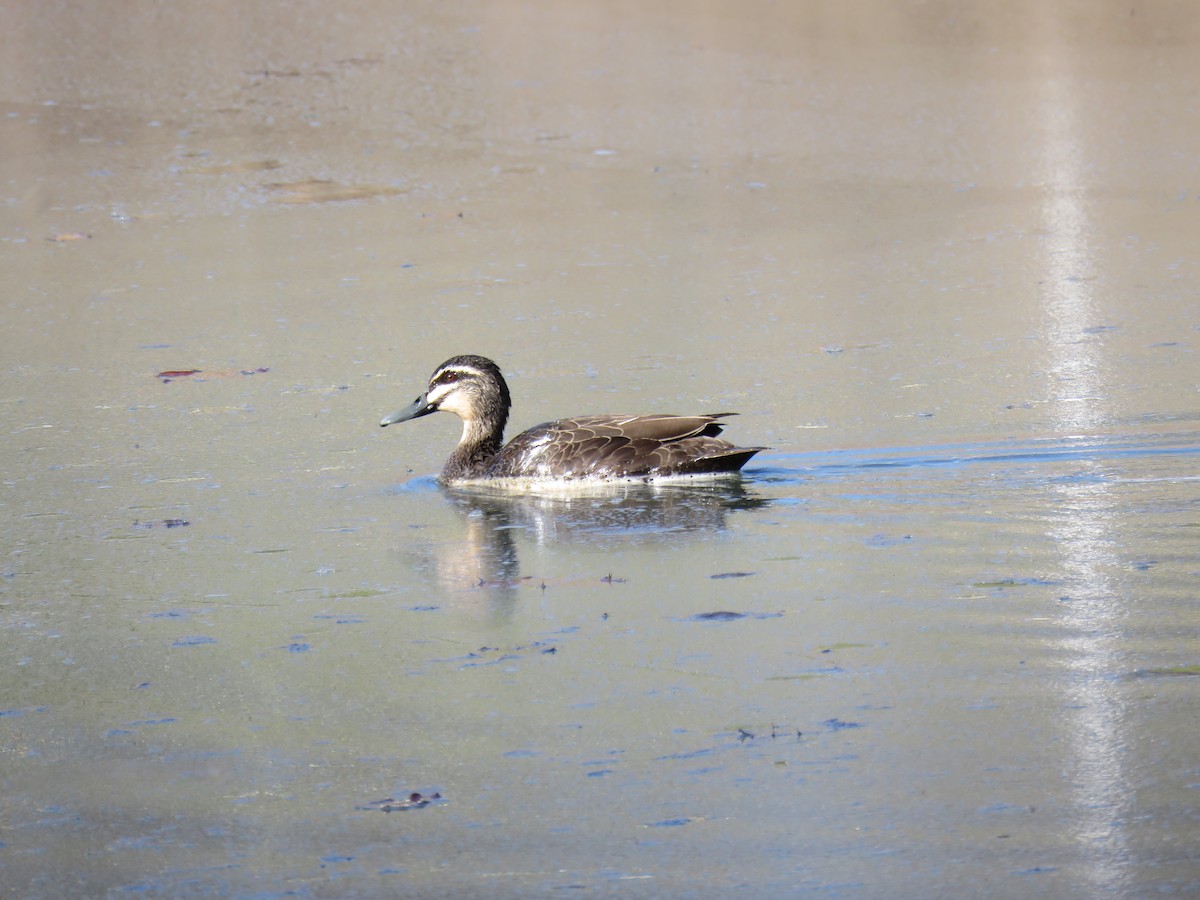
[{"x1": 4, "y1": 1, "x2": 1199, "y2": 897}]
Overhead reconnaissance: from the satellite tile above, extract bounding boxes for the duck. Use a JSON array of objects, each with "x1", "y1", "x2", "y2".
[{"x1": 379, "y1": 354, "x2": 765, "y2": 484}]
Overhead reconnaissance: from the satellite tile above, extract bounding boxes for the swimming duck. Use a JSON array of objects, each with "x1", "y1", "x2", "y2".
[{"x1": 379, "y1": 354, "x2": 765, "y2": 483}]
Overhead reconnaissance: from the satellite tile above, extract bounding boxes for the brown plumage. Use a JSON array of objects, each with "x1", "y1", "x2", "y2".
[{"x1": 379, "y1": 355, "x2": 765, "y2": 484}]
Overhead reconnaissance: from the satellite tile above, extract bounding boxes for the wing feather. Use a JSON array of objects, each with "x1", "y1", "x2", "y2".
[{"x1": 488, "y1": 413, "x2": 762, "y2": 478}]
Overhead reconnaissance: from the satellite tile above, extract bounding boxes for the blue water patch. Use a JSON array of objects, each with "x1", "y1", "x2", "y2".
[
  {"x1": 865, "y1": 533, "x2": 913, "y2": 548},
  {"x1": 0, "y1": 706, "x2": 48, "y2": 718},
  {"x1": 172, "y1": 635, "x2": 217, "y2": 647},
  {"x1": 461, "y1": 654, "x2": 521, "y2": 668},
  {"x1": 654, "y1": 748, "x2": 714, "y2": 761},
  {"x1": 824, "y1": 718, "x2": 862, "y2": 731},
  {"x1": 108, "y1": 717, "x2": 178, "y2": 736},
  {"x1": 386, "y1": 475, "x2": 441, "y2": 494},
  {"x1": 313, "y1": 614, "x2": 365, "y2": 625}
]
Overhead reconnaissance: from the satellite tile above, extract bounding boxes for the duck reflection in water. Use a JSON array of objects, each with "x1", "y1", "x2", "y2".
[{"x1": 406, "y1": 480, "x2": 769, "y2": 608}]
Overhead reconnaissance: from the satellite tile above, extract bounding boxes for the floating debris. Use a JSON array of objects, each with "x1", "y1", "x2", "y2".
[
  {"x1": 823, "y1": 718, "x2": 862, "y2": 731},
  {"x1": 694, "y1": 610, "x2": 747, "y2": 621},
  {"x1": 134, "y1": 519, "x2": 190, "y2": 529},
  {"x1": 1129, "y1": 665, "x2": 1200, "y2": 678},
  {"x1": 645, "y1": 817, "x2": 698, "y2": 828},
  {"x1": 156, "y1": 367, "x2": 269, "y2": 383},
  {"x1": 971, "y1": 577, "x2": 1057, "y2": 589},
  {"x1": 359, "y1": 792, "x2": 444, "y2": 812},
  {"x1": 689, "y1": 610, "x2": 783, "y2": 622},
  {"x1": 450, "y1": 639, "x2": 559, "y2": 668}
]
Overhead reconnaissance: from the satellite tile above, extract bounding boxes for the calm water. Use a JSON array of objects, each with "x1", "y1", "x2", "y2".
[{"x1": 3, "y1": 1, "x2": 1199, "y2": 897}]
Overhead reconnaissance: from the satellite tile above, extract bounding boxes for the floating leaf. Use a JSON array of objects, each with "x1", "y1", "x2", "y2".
[{"x1": 264, "y1": 179, "x2": 408, "y2": 204}]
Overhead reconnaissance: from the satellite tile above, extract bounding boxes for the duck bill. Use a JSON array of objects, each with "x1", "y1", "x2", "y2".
[{"x1": 380, "y1": 394, "x2": 437, "y2": 427}]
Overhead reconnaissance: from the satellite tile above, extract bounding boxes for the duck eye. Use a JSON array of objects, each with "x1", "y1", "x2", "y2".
[{"x1": 438, "y1": 371, "x2": 459, "y2": 385}]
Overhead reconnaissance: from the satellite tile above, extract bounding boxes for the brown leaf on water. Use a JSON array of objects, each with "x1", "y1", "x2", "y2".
[
  {"x1": 188, "y1": 159, "x2": 283, "y2": 176},
  {"x1": 264, "y1": 179, "x2": 408, "y2": 204},
  {"x1": 155, "y1": 367, "x2": 268, "y2": 382},
  {"x1": 48, "y1": 233, "x2": 91, "y2": 242}
]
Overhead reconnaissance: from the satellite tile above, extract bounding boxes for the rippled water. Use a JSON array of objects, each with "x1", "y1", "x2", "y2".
[
  {"x1": 14, "y1": 425, "x2": 1198, "y2": 896},
  {"x1": 4, "y1": 1, "x2": 1200, "y2": 896}
]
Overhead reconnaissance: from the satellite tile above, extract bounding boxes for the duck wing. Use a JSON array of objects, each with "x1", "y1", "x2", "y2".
[
  {"x1": 491, "y1": 413, "x2": 764, "y2": 479},
  {"x1": 566, "y1": 413, "x2": 735, "y2": 442}
]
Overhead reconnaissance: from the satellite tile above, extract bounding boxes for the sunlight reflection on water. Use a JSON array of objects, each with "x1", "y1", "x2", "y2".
[{"x1": 1035, "y1": 18, "x2": 1132, "y2": 892}]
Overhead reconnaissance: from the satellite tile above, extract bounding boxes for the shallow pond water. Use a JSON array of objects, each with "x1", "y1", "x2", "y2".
[{"x1": 3, "y1": 1, "x2": 1200, "y2": 897}]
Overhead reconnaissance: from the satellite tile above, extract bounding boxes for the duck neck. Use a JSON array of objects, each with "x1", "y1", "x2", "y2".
[{"x1": 442, "y1": 417, "x2": 505, "y2": 480}]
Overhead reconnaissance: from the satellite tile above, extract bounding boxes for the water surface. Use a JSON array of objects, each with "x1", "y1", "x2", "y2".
[{"x1": 3, "y1": 1, "x2": 1199, "y2": 897}]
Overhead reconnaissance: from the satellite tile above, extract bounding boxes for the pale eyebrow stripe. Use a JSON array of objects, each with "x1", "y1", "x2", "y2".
[{"x1": 434, "y1": 365, "x2": 486, "y2": 380}]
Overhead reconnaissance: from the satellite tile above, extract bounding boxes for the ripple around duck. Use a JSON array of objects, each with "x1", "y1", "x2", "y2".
[
  {"x1": 392, "y1": 470, "x2": 764, "y2": 497},
  {"x1": 753, "y1": 430, "x2": 1200, "y2": 485}
]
